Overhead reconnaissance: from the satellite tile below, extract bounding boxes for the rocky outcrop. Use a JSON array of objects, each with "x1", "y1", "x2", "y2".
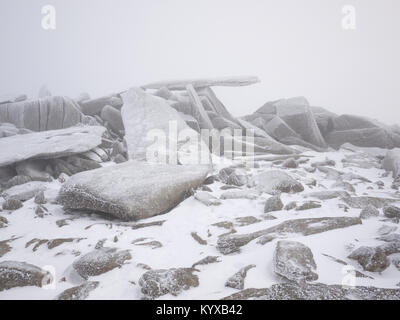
[
  {"x1": 58, "y1": 162, "x2": 209, "y2": 221},
  {"x1": 0, "y1": 126, "x2": 106, "y2": 168},
  {"x1": 273, "y1": 240, "x2": 318, "y2": 282},
  {"x1": 139, "y1": 268, "x2": 199, "y2": 298}
]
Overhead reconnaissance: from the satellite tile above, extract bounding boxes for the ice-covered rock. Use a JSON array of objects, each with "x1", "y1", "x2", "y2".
[
  {"x1": 342, "y1": 196, "x2": 397, "y2": 209},
  {"x1": 383, "y1": 149, "x2": 400, "y2": 178},
  {"x1": 79, "y1": 95, "x2": 123, "y2": 116},
  {"x1": 100, "y1": 105, "x2": 124, "y2": 133},
  {"x1": 225, "y1": 265, "x2": 255, "y2": 290},
  {"x1": 194, "y1": 191, "x2": 221, "y2": 206},
  {"x1": 0, "y1": 261, "x2": 52, "y2": 291},
  {"x1": 72, "y1": 248, "x2": 131, "y2": 280},
  {"x1": 220, "y1": 190, "x2": 259, "y2": 200},
  {"x1": 15, "y1": 159, "x2": 52, "y2": 182},
  {"x1": 0, "y1": 126, "x2": 106, "y2": 167},
  {"x1": 359, "y1": 205, "x2": 380, "y2": 219},
  {"x1": 56, "y1": 281, "x2": 99, "y2": 300},
  {"x1": 348, "y1": 246, "x2": 390, "y2": 272},
  {"x1": 273, "y1": 240, "x2": 318, "y2": 282},
  {"x1": 121, "y1": 87, "x2": 210, "y2": 165},
  {"x1": 2, "y1": 181, "x2": 47, "y2": 201},
  {"x1": 139, "y1": 268, "x2": 199, "y2": 299},
  {"x1": 250, "y1": 170, "x2": 304, "y2": 195},
  {"x1": 58, "y1": 161, "x2": 209, "y2": 221},
  {"x1": 383, "y1": 205, "x2": 400, "y2": 219},
  {"x1": 264, "y1": 195, "x2": 284, "y2": 213},
  {"x1": 305, "y1": 190, "x2": 349, "y2": 200},
  {"x1": 2, "y1": 198, "x2": 23, "y2": 211},
  {"x1": 0, "y1": 96, "x2": 83, "y2": 131}
]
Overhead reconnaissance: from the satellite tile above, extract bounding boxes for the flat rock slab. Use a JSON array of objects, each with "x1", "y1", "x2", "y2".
[
  {"x1": 250, "y1": 170, "x2": 304, "y2": 195},
  {"x1": 0, "y1": 126, "x2": 106, "y2": 167},
  {"x1": 58, "y1": 161, "x2": 209, "y2": 221},
  {"x1": 222, "y1": 282, "x2": 400, "y2": 300}
]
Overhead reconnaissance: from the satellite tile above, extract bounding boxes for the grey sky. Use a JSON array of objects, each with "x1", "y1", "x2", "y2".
[{"x1": 0, "y1": 0, "x2": 399, "y2": 124}]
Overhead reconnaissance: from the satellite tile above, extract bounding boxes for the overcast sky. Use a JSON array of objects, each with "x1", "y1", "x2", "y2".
[{"x1": 0, "y1": 0, "x2": 399, "y2": 124}]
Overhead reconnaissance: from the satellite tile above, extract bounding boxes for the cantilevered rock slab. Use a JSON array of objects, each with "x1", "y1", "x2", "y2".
[
  {"x1": 57, "y1": 161, "x2": 209, "y2": 221},
  {"x1": 0, "y1": 126, "x2": 106, "y2": 167},
  {"x1": 142, "y1": 76, "x2": 260, "y2": 90}
]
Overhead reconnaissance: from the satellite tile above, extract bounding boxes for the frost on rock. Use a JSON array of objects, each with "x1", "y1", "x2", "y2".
[
  {"x1": 273, "y1": 240, "x2": 318, "y2": 282},
  {"x1": 72, "y1": 247, "x2": 131, "y2": 280},
  {"x1": 139, "y1": 268, "x2": 199, "y2": 299},
  {"x1": 0, "y1": 261, "x2": 52, "y2": 292},
  {"x1": 225, "y1": 264, "x2": 255, "y2": 290},
  {"x1": 250, "y1": 170, "x2": 304, "y2": 195},
  {"x1": 348, "y1": 246, "x2": 390, "y2": 272},
  {"x1": 56, "y1": 281, "x2": 99, "y2": 300},
  {"x1": 57, "y1": 161, "x2": 209, "y2": 221}
]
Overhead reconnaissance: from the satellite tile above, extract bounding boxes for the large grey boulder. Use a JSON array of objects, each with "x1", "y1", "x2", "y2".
[
  {"x1": 273, "y1": 240, "x2": 318, "y2": 282},
  {"x1": 139, "y1": 268, "x2": 199, "y2": 299},
  {"x1": 383, "y1": 148, "x2": 400, "y2": 178},
  {"x1": 58, "y1": 161, "x2": 209, "y2": 221},
  {"x1": 0, "y1": 126, "x2": 106, "y2": 168},
  {"x1": 0, "y1": 261, "x2": 52, "y2": 291},
  {"x1": 121, "y1": 87, "x2": 210, "y2": 164},
  {"x1": 250, "y1": 170, "x2": 304, "y2": 195},
  {"x1": 0, "y1": 96, "x2": 83, "y2": 131}
]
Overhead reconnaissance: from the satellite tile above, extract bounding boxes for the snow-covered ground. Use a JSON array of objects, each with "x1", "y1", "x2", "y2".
[{"x1": 1, "y1": 147, "x2": 399, "y2": 300}]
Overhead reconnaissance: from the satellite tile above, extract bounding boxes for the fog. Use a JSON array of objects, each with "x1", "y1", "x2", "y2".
[{"x1": 0, "y1": 0, "x2": 399, "y2": 124}]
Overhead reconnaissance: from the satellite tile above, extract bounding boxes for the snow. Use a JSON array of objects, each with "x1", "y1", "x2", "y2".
[{"x1": 1, "y1": 148, "x2": 400, "y2": 299}]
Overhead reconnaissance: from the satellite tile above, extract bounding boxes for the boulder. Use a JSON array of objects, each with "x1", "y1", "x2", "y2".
[
  {"x1": 139, "y1": 268, "x2": 199, "y2": 299},
  {"x1": 2, "y1": 181, "x2": 47, "y2": 201},
  {"x1": 56, "y1": 281, "x2": 99, "y2": 300},
  {"x1": 2, "y1": 198, "x2": 23, "y2": 211},
  {"x1": 194, "y1": 191, "x2": 221, "y2": 206},
  {"x1": 100, "y1": 105, "x2": 124, "y2": 133},
  {"x1": 220, "y1": 190, "x2": 259, "y2": 200},
  {"x1": 273, "y1": 240, "x2": 318, "y2": 282},
  {"x1": 348, "y1": 246, "x2": 390, "y2": 272},
  {"x1": 58, "y1": 161, "x2": 209, "y2": 221},
  {"x1": 250, "y1": 170, "x2": 304, "y2": 195},
  {"x1": 295, "y1": 201, "x2": 322, "y2": 211},
  {"x1": 264, "y1": 195, "x2": 284, "y2": 213},
  {"x1": 79, "y1": 95, "x2": 123, "y2": 116},
  {"x1": 121, "y1": 87, "x2": 210, "y2": 164},
  {"x1": 305, "y1": 191, "x2": 349, "y2": 200},
  {"x1": 263, "y1": 116, "x2": 301, "y2": 141},
  {"x1": 342, "y1": 196, "x2": 397, "y2": 209},
  {"x1": 332, "y1": 114, "x2": 379, "y2": 131},
  {"x1": 72, "y1": 248, "x2": 131, "y2": 280},
  {"x1": 15, "y1": 159, "x2": 52, "y2": 182},
  {"x1": 383, "y1": 149, "x2": 400, "y2": 178},
  {"x1": 225, "y1": 265, "x2": 256, "y2": 290},
  {"x1": 383, "y1": 205, "x2": 400, "y2": 219},
  {"x1": 0, "y1": 96, "x2": 83, "y2": 131},
  {"x1": 0, "y1": 261, "x2": 52, "y2": 291},
  {"x1": 0, "y1": 126, "x2": 106, "y2": 168},
  {"x1": 359, "y1": 205, "x2": 380, "y2": 219}
]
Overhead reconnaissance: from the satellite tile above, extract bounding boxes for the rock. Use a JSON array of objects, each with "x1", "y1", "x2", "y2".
[
  {"x1": 15, "y1": 160, "x2": 52, "y2": 182},
  {"x1": 225, "y1": 265, "x2": 255, "y2": 290},
  {"x1": 295, "y1": 201, "x2": 322, "y2": 211},
  {"x1": 305, "y1": 190, "x2": 349, "y2": 200},
  {"x1": 383, "y1": 149, "x2": 400, "y2": 178},
  {"x1": 281, "y1": 158, "x2": 298, "y2": 168},
  {"x1": 263, "y1": 116, "x2": 301, "y2": 141},
  {"x1": 135, "y1": 240, "x2": 163, "y2": 249},
  {"x1": 80, "y1": 95, "x2": 123, "y2": 116},
  {"x1": 3, "y1": 175, "x2": 32, "y2": 189},
  {"x1": 250, "y1": 170, "x2": 304, "y2": 195},
  {"x1": 142, "y1": 76, "x2": 260, "y2": 90},
  {"x1": 34, "y1": 190, "x2": 47, "y2": 205},
  {"x1": 100, "y1": 105, "x2": 124, "y2": 133},
  {"x1": 179, "y1": 113, "x2": 200, "y2": 132},
  {"x1": 235, "y1": 216, "x2": 261, "y2": 226},
  {"x1": 377, "y1": 225, "x2": 397, "y2": 236},
  {"x1": 220, "y1": 190, "x2": 259, "y2": 200},
  {"x1": 284, "y1": 201, "x2": 297, "y2": 211},
  {"x1": 2, "y1": 198, "x2": 23, "y2": 211},
  {"x1": 274, "y1": 240, "x2": 318, "y2": 282},
  {"x1": 139, "y1": 268, "x2": 199, "y2": 298},
  {"x1": 222, "y1": 282, "x2": 400, "y2": 300},
  {"x1": 326, "y1": 127, "x2": 400, "y2": 149},
  {"x1": 192, "y1": 256, "x2": 221, "y2": 268},
  {"x1": 359, "y1": 205, "x2": 380, "y2": 219},
  {"x1": 226, "y1": 172, "x2": 248, "y2": 187},
  {"x1": 0, "y1": 126, "x2": 106, "y2": 167},
  {"x1": 0, "y1": 216, "x2": 8, "y2": 228},
  {"x1": 154, "y1": 87, "x2": 174, "y2": 100},
  {"x1": 72, "y1": 248, "x2": 131, "y2": 280},
  {"x1": 56, "y1": 281, "x2": 99, "y2": 300},
  {"x1": 0, "y1": 261, "x2": 52, "y2": 291},
  {"x1": 311, "y1": 159, "x2": 336, "y2": 167},
  {"x1": 194, "y1": 191, "x2": 221, "y2": 206},
  {"x1": 331, "y1": 180, "x2": 356, "y2": 193},
  {"x1": 121, "y1": 87, "x2": 210, "y2": 164},
  {"x1": 383, "y1": 205, "x2": 400, "y2": 219},
  {"x1": 58, "y1": 162, "x2": 209, "y2": 221},
  {"x1": 348, "y1": 246, "x2": 390, "y2": 272},
  {"x1": 0, "y1": 166, "x2": 16, "y2": 185},
  {"x1": 342, "y1": 196, "x2": 397, "y2": 209},
  {"x1": 0, "y1": 96, "x2": 83, "y2": 132},
  {"x1": 2, "y1": 181, "x2": 47, "y2": 201},
  {"x1": 217, "y1": 216, "x2": 362, "y2": 254},
  {"x1": 218, "y1": 167, "x2": 235, "y2": 183},
  {"x1": 264, "y1": 195, "x2": 284, "y2": 213},
  {"x1": 113, "y1": 154, "x2": 127, "y2": 164}
]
